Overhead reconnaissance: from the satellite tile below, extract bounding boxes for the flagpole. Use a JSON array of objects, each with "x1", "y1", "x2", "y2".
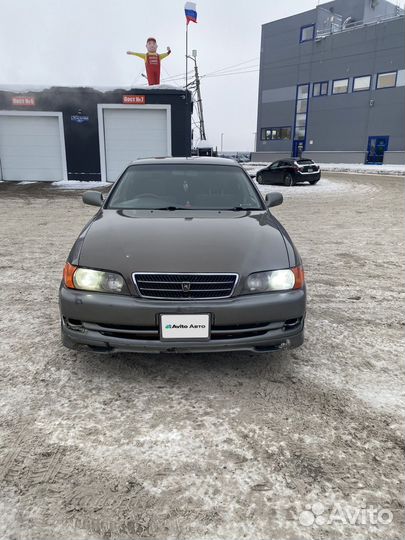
[
  {"x1": 185, "y1": 21, "x2": 189, "y2": 91},
  {"x1": 185, "y1": 20, "x2": 189, "y2": 155}
]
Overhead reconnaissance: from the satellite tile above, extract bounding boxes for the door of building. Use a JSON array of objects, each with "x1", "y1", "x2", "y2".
[
  {"x1": 100, "y1": 106, "x2": 171, "y2": 182},
  {"x1": 0, "y1": 113, "x2": 66, "y2": 181},
  {"x1": 292, "y1": 140, "x2": 304, "y2": 159},
  {"x1": 366, "y1": 136, "x2": 389, "y2": 164}
]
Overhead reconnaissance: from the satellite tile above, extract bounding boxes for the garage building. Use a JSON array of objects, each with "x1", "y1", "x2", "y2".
[{"x1": 0, "y1": 85, "x2": 192, "y2": 182}]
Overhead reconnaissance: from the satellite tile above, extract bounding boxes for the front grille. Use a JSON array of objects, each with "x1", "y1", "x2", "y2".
[{"x1": 133, "y1": 273, "x2": 238, "y2": 300}]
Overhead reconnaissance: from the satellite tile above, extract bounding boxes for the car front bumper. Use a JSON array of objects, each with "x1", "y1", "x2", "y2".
[{"x1": 59, "y1": 286, "x2": 306, "y2": 354}]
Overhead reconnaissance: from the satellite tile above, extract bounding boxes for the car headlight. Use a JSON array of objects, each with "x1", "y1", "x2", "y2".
[
  {"x1": 63, "y1": 263, "x2": 127, "y2": 293},
  {"x1": 246, "y1": 266, "x2": 304, "y2": 293}
]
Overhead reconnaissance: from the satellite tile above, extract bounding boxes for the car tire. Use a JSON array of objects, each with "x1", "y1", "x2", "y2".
[
  {"x1": 257, "y1": 173, "x2": 264, "y2": 184},
  {"x1": 309, "y1": 179, "x2": 319, "y2": 185},
  {"x1": 284, "y1": 173, "x2": 295, "y2": 187}
]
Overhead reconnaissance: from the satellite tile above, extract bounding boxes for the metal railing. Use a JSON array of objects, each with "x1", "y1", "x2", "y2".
[{"x1": 315, "y1": 8, "x2": 404, "y2": 39}]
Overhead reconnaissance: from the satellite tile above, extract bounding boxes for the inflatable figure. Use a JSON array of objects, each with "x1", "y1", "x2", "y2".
[{"x1": 127, "y1": 38, "x2": 171, "y2": 86}]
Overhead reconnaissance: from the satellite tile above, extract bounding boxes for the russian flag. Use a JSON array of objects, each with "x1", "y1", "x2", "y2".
[{"x1": 184, "y1": 2, "x2": 197, "y2": 24}]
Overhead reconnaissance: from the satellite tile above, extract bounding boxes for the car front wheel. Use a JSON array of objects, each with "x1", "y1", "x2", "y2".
[
  {"x1": 284, "y1": 172, "x2": 295, "y2": 187},
  {"x1": 257, "y1": 173, "x2": 264, "y2": 184}
]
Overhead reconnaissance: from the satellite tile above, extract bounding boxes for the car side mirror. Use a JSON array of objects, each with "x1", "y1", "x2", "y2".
[
  {"x1": 82, "y1": 191, "x2": 103, "y2": 207},
  {"x1": 265, "y1": 192, "x2": 283, "y2": 208}
]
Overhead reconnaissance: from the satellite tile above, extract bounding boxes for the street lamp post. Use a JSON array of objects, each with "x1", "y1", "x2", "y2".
[{"x1": 220, "y1": 133, "x2": 224, "y2": 153}]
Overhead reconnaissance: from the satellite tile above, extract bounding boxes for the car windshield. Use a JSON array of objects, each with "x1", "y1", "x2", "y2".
[{"x1": 106, "y1": 164, "x2": 264, "y2": 210}]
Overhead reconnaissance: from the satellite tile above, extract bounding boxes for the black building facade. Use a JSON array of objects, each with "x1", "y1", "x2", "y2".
[{"x1": 0, "y1": 86, "x2": 192, "y2": 182}]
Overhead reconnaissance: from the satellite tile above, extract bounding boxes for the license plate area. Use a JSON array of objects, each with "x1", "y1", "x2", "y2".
[{"x1": 160, "y1": 314, "x2": 211, "y2": 341}]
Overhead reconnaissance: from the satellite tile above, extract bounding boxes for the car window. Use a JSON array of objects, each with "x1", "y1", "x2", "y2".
[
  {"x1": 269, "y1": 161, "x2": 279, "y2": 169},
  {"x1": 106, "y1": 164, "x2": 264, "y2": 210},
  {"x1": 297, "y1": 159, "x2": 314, "y2": 164}
]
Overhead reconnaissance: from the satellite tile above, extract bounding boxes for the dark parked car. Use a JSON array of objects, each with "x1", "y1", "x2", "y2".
[
  {"x1": 59, "y1": 157, "x2": 306, "y2": 354},
  {"x1": 256, "y1": 158, "x2": 321, "y2": 186}
]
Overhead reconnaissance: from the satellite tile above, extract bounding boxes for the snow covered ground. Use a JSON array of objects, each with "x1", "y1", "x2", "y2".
[
  {"x1": 0, "y1": 173, "x2": 404, "y2": 540},
  {"x1": 244, "y1": 162, "x2": 405, "y2": 177},
  {"x1": 254, "y1": 176, "x2": 377, "y2": 196}
]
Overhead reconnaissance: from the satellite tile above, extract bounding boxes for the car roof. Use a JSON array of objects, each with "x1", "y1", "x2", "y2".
[{"x1": 127, "y1": 156, "x2": 242, "y2": 167}]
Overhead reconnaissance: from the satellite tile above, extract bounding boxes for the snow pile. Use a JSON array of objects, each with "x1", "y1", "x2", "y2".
[
  {"x1": 51, "y1": 181, "x2": 110, "y2": 189},
  {"x1": 243, "y1": 163, "x2": 269, "y2": 177},
  {"x1": 318, "y1": 163, "x2": 405, "y2": 176}
]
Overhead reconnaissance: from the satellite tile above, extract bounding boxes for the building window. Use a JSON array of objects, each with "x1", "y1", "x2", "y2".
[
  {"x1": 295, "y1": 113, "x2": 307, "y2": 127},
  {"x1": 376, "y1": 71, "x2": 397, "y2": 89},
  {"x1": 300, "y1": 24, "x2": 315, "y2": 42},
  {"x1": 297, "y1": 85, "x2": 309, "y2": 99},
  {"x1": 313, "y1": 81, "x2": 328, "y2": 97},
  {"x1": 353, "y1": 75, "x2": 371, "y2": 92},
  {"x1": 293, "y1": 83, "x2": 310, "y2": 143},
  {"x1": 296, "y1": 99, "x2": 307, "y2": 113},
  {"x1": 260, "y1": 127, "x2": 291, "y2": 141},
  {"x1": 312, "y1": 81, "x2": 329, "y2": 97},
  {"x1": 261, "y1": 128, "x2": 271, "y2": 140},
  {"x1": 332, "y1": 78, "x2": 349, "y2": 94},
  {"x1": 294, "y1": 127, "x2": 306, "y2": 140},
  {"x1": 279, "y1": 127, "x2": 291, "y2": 140}
]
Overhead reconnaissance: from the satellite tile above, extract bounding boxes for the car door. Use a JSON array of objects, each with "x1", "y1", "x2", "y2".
[
  {"x1": 276, "y1": 161, "x2": 290, "y2": 182},
  {"x1": 266, "y1": 161, "x2": 280, "y2": 184}
]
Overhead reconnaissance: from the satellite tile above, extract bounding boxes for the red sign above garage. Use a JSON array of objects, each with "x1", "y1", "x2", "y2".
[
  {"x1": 12, "y1": 96, "x2": 36, "y2": 106},
  {"x1": 122, "y1": 95, "x2": 145, "y2": 104}
]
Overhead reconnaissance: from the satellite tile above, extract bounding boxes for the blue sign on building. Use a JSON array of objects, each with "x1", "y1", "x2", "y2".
[{"x1": 71, "y1": 115, "x2": 89, "y2": 124}]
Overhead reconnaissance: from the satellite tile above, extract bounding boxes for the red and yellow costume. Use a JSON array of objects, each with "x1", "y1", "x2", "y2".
[{"x1": 127, "y1": 38, "x2": 171, "y2": 86}]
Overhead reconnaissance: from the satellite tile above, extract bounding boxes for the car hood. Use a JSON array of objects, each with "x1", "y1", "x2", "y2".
[{"x1": 78, "y1": 209, "x2": 291, "y2": 276}]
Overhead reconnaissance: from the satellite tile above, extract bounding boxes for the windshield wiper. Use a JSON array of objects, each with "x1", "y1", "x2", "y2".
[
  {"x1": 151, "y1": 206, "x2": 260, "y2": 211},
  {"x1": 153, "y1": 206, "x2": 185, "y2": 211},
  {"x1": 225, "y1": 206, "x2": 259, "y2": 211}
]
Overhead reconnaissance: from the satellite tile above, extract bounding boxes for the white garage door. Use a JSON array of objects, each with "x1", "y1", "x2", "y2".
[
  {"x1": 0, "y1": 114, "x2": 65, "y2": 182},
  {"x1": 102, "y1": 107, "x2": 170, "y2": 181}
]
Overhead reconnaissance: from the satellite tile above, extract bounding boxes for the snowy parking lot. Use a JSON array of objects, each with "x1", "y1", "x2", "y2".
[{"x1": 0, "y1": 172, "x2": 404, "y2": 539}]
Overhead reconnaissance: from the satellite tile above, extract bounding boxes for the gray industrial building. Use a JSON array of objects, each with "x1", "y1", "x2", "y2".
[{"x1": 253, "y1": 0, "x2": 405, "y2": 164}]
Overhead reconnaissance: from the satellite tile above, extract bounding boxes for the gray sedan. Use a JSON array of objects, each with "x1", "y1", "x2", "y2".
[{"x1": 59, "y1": 157, "x2": 306, "y2": 354}]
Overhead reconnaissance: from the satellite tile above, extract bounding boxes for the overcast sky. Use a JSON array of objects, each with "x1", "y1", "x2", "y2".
[{"x1": 1, "y1": 0, "x2": 403, "y2": 150}]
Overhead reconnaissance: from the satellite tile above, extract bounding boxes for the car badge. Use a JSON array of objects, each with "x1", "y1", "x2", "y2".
[{"x1": 182, "y1": 282, "x2": 191, "y2": 293}]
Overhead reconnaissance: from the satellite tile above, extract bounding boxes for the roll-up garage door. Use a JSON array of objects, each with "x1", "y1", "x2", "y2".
[
  {"x1": 102, "y1": 107, "x2": 170, "y2": 182},
  {"x1": 0, "y1": 114, "x2": 66, "y2": 182}
]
